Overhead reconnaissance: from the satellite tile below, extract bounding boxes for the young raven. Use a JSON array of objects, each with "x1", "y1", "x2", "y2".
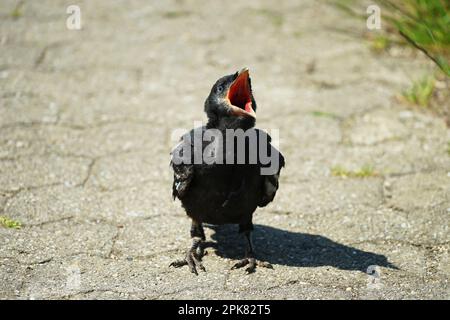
[{"x1": 170, "y1": 68, "x2": 285, "y2": 274}]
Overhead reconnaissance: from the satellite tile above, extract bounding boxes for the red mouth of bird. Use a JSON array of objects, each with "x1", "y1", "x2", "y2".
[{"x1": 227, "y1": 69, "x2": 256, "y2": 118}]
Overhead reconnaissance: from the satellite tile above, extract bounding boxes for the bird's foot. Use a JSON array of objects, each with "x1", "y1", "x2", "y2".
[
  {"x1": 169, "y1": 248, "x2": 206, "y2": 275},
  {"x1": 231, "y1": 257, "x2": 273, "y2": 274}
]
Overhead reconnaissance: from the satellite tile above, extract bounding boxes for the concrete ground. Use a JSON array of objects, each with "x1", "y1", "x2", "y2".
[{"x1": 0, "y1": 0, "x2": 449, "y2": 299}]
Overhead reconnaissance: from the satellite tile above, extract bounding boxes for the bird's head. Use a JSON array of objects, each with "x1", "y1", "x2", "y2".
[{"x1": 204, "y1": 68, "x2": 257, "y2": 129}]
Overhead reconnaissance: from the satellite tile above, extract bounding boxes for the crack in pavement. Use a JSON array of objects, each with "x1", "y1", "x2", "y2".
[
  {"x1": 34, "y1": 42, "x2": 66, "y2": 68},
  {"x1": 106, "y1": 226, "x2": 123, "y2": 259},
  {"x1": 23, "y1": 216, "x2": 75, "y2": 228},
  {"x1": 80, "y1": 158, "x2": 97, "y2": 188},
  {"x1": 348, "y1": 239, "x2": 450, "y2": 249}
]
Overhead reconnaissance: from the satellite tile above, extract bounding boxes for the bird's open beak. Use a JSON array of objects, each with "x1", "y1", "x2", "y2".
[{"x1": 226, "y1": 68, "x2": 256, "y2": 118}]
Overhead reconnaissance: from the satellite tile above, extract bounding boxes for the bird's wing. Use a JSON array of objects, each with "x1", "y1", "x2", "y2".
[
  {"x1": 170, "y1": 127, "x2": 204, "y2": 200},
  {"x1": 256, "y1": 129, "x2": 285, "y2": 207}
]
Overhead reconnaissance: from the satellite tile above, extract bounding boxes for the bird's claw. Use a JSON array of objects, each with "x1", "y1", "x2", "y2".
[
  {"x1": 231, "y1": 258, "x2": 273, "y2": 274},
  {"x1": 169, "y1": 250, "x2": 206, "y2": 275}
]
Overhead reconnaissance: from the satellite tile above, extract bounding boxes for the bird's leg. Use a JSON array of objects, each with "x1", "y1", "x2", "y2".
[
  {"x1": 231, "y1": 223, "x2": 273, "y2": 274},
  {"x1": 169, "y1": 220, "x2": 206, "y2": 275},
  {"x1": 191, "y1": 220, "x2": 207, "y2": 259}
]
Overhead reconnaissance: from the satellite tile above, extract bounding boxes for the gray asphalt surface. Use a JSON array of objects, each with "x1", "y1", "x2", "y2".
[{"x1": 0, "y1": 0, "x2": 449, "y2": 299}]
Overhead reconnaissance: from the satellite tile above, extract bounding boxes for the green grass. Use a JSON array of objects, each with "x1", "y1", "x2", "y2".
[
  {"x1": 447, "y1": 142, "x2": 450, "y2": 155},
  {"x1": 0, "y1": 216, "x2": 21, "y2": 229},
  {"x1": 10, "y1": 1, "x2": 24, "y2": 19},
  {"x1": 252, "y1": 9, "x2": 284, "y2": 27},
  {"x1": 370, "y1": 35, "x2": 391, "y2": 52},
  {"x1": 402, "y1": 75, "x2": 436, "y2": 107},
  {"x1": 383, "y1": 0, "x2": 450, "y2": 76},
  {"x1": 331, "y1": 165, "x2": 378, "y2": 178},
  {"x1": 311, "y1": 111, "x2": 339, "y2": 119},
  {"x1": 333, "y1": 0, "x2": 450, "y2": 76},
  {"x1": 162, "y1": 10, "x2": 191, "y2": 19}
]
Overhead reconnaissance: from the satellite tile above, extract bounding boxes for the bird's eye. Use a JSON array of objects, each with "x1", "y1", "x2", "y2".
[{"x1": 216, "y1": 85, "x2": 224, "y2": 93}]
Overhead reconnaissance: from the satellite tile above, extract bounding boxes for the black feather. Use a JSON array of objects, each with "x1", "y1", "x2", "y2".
[{"x1": 170, "y1": 70, "x2": 284, "y2": 227}]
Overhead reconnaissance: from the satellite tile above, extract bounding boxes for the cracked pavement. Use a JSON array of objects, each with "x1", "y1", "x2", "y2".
[{"x1": 1, "y1": 0, "x2": 449, "y2": 300}]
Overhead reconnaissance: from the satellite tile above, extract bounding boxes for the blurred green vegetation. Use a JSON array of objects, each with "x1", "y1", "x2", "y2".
[
  {"x1": 0, "y1": 216, "x2": 21, "y2": 229},
  {"x1": 333, "y1": 0, "x2": 450, "y2": 76},
  {"x1": 382, "y1": 0, "x2": 449, "y2": 76},
  {"x1": 333, "y1": 0, "x2": 450, "y2": 124},
  {"x1": 162, "y1": 10, "x2": 191, "y2": 19},
  {"x1": 402, "y1": 75, "x2": 436, "y2": 107},
  {"x1": 397, "y1": 71, "x2": 449, "y2": 122},
  {"x1": 10, "y1": 1, "x2": 24, "y2": 19},
  {"x1": 311, "y1": 111, "x2": 339, "y2": 119},
  {"x1": 251, "y1": 9, "x2": 284, "y2": 28}
]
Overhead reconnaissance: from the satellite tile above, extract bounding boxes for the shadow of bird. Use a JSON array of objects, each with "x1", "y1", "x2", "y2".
[{"x1": 205, "y1": 224, "x2": 398, "y2": 272}]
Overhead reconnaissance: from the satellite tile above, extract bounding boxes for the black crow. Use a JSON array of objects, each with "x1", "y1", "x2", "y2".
[{"x1": 170, "y1": 68, "x2": 285, "y2": 274}]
